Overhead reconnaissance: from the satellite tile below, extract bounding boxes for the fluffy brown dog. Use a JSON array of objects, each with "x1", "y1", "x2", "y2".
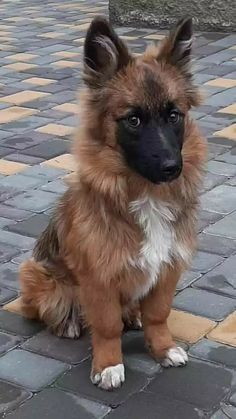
[{"x1": 19, "y1": 16, "x2": 207, "y2": 390}]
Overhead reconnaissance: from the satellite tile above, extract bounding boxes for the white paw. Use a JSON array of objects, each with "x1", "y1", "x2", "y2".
[
  {"x1": 161, "y1": 346, "x2": 188, "y2": 368},
  {"x1": 91, "y1": 364, "x2": 125, "y2": 390}
]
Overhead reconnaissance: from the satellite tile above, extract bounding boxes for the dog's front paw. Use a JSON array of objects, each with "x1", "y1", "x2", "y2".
[
  {"x1": 91, "y1": 364, "x2": 125, "y2": 390},
  {"x1": 160, "y1": 346, "x2": 188, "y2": 368}
]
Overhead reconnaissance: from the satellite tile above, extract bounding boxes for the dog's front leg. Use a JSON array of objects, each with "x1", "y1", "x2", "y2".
[
  {"x1": 80, "y1": 282, "x2": 124, "y2": 390},
  {"x1": 141, "y1": 264, "x2": 188, "y2": 368}
]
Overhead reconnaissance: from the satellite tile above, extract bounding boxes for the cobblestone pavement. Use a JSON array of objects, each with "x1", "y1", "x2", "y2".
[{"x1": 0, "y1": 0, "x2": 236, "y2": 418}]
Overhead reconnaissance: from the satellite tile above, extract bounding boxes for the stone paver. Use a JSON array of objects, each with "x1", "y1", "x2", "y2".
[
  {"x1": 0, "y1": 381, "x2": 31, "y2": 417},
  {"x1": 22, "y1": 330, "x2": 91, "y2": 364},
  {"x1": 0, "y1": 0, "x2": 235, "y2": 418},
  {"x1": 167, "y1": 309, "x2": 216, "y2": 343},
  {"x1": 7, "y1": 213, "x2": 50, "y2": 237},
  {"x1": 56, "y1": 359, "x2": 148, "y2": 408},
  {"x1": 198, "y1": 232, "x2": 236, "y2": 256},
  {"x1": 5, "y1": 389, "x2": 110, "y2": 419},
  {"x1": 189, "y1": 338, "x2": 236, "y2": 368},
  {"x1": 108, "y1": 392, "x2": 204, "y2": 419},
  {"x1": 194, "y1": 255, "x2": 236, "y2": 298},
  {"x1": 0, "y1": 349, "x2": 68, "y2": 392},
  {"x1": 174, "y1": 288, "x2": 236, "y2": 321},
  {"x1": 0, "y1": 331, "x2": 21, "y2": 355},
  {"x1": 205, "y1": 211, "x2": 236, "y2": 239},
  {"x1": 208, "y1": 312, "x2": 236, "y2": 346},
  {"x1": 0, "y1": 311, "x2": 43, "y2": 337},
  {"x1": 0, "y1": 262, "x2": 20, "y2": 290},
  {"x1": 147, "y1": 359, "x2": 236, "y2": 410},
  {"x1": 211, "y1": 405, "x2": 236, "y2": 419}
]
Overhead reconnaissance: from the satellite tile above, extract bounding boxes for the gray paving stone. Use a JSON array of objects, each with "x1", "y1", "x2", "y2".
[
  {"x1": 0, "y1": 174, "x2": 44, "y2": 191},
  {"x1": 0, "y1": 186, "x2": 20, "y2": 204},
  {"x1": 230, "y1": 392, "x2": 236, "y2": 406},
  {"x1": 0, "y1": 244, "x2": 19, "y2": 264},
  {"x1": 1, "y1": 116, "x2": 52, "y2": 134},
  {"x1": 0, "y1": 349, "x2": 68, "y2": 392},
  {"x1": 11, "y1": 251, "x2": 32, "y2": 265},
  {"x1": 0, "y1": 262, "x2": 19, "y2": 291},
  {"x1": 23, "y1": 139, "x2": 70, "y2": 158},
  {"x1": 205, "y1": 211, "x2": 236, "y2": 239},
  {"x1": 0, "y1": 205, "x2": 31, "y2": 222},
  {"x1": 108, "y1": 391, "x2": 204, "y2": 419},
  {"x1": 0, "y1": 332, "x2": 21, "y2": 355},
  {"x1": 21, "y1": 164, "x2": 68, "y2": 180},
  {"x1": 34, "y1": 83, "x2": 68, "y2": 93},
  {"x1": 7, "y1": 213, "x2": 50, "y2": 238},
  {"x1": 211, "y1": 34, "x2": 236, "y2": 47},
  {"x1": 0, "y1": 147, "x2": 12, "y2": 158},
  {"x1": 22, "y1": 100, "x2": 59, "y2": 111},
  {"x1": 202, "y1": 172, "x2": 226, "y2": 192},
  {"x1": 198, "y1": 210, "x2": 222, "y2": 232},
  {"x1": 57, "y1": 359, "x2": 148, "y2": 408},
  {"x1": 147, "y1": 358, "x2": 235, "y2": 410},
  {"x1": 0, "y1": 288, "x2": 17, "y2": 305},
  {"x1": 4, "y1": 153, "x2": 44, "y2": 165},
  {"x1": 0, "y1": 311, "x2": 43, "y2": 337},
  {"x1": 203, "y1": 115, "x2": 235, "y2": 130},
  {"x1": 191, "y1": 251, "x2": 223, "y2": 273},
  {"x1": 0, "y1": 217, "x2": 16, "y2": 229},
  {"x1": 40, "y1": 178, "x2": 67, "y2": 194},
  {"x1": 177, "y1": 271, "x2": 201, "y2": 291},
  {"x1": 198, "y1": 232, "x2": 236, "y2": 256},
  {"x1": 0, "y1": 230, "x2": 35, "y2": 250},
  {"x1": 0, "y1": 381, "x2": 31, "y2": 416},
  {"x1": 0, "y1": 133, "x2": 52, "y2": 150},
  {"x1": 208, "y1": 136, "x2": 236, "y2": 148},
  {"x1": 189, "y1": 338, "x2": 236, "y2": 368},
  {"x1": 227, "y1": 176, "x2": 236, "y2": 186},
  {"x1": 5, "y1": 190, "x2": 57, "y2": 213},
  {"x1": 173, "y1": 288, "x2": 236, "y2": 321},
  {"x1": 206, "y1": 88, "x2": 236, "y2": 107},
  {"x1": 5, "y1": 388, "x2": 110, "y2": 419},
  {"x1": 201, "y1": 185, "x2": 236, "y2": 214},
  {"x1": 216, "y1": 148, "x2": 236, "y2": 165},
  {"x1": 22, "y1": 330, "x2": 91, "y2": 364},
  {"x1": 207, "y1": 160, "x2": 236, "y2": 176},
  {"x1": 121, "y1": 331, "x2": 162, "y2": 376},
  {"x1": 0, "y1": 130, "x2": 15, "y2": 141},
  {"x1": 210, "y1": 405, "x2": 236, "y2": 419},
  {"x1": 194, "y1": 255, "x2": 236, "y2": 298}
]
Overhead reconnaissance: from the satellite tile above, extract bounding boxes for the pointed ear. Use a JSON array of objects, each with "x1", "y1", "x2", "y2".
[
  {"x1": 158, "y1": 17, "x2": 193, "y2": 76},
  {"x1": 83, "y1": 16, "x2": 131, "y2": 88}
]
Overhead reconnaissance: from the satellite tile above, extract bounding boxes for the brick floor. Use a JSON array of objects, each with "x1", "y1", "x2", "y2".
[{"x1": 0, "y1": 0, "x2": 235, "y2": 418}]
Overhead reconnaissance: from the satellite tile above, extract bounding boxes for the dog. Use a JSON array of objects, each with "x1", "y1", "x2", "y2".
[{"x1": 19, "y1": 16, "x2": 207, "y2": 390}]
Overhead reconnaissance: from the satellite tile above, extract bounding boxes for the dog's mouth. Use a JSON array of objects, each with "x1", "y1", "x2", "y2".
[{"x1": 158, "y1": 164, "x2": 182, "y2": 183}]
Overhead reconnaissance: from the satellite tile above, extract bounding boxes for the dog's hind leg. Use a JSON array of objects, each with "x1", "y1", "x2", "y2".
[{"x1": 19, "y1": 258, "x2": 81, "y2": 339}]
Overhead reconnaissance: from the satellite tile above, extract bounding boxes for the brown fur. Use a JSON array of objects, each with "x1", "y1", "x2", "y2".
[{"x1": 19, "y1": 17, "x2": 207, "y2": 388}]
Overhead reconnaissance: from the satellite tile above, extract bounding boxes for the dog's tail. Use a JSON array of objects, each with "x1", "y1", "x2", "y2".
[{"x1": 19, "y1": 258, "x2": 81, "y2": 338}]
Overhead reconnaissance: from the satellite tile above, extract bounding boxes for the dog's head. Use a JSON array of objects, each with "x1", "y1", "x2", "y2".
[{"x1": 83, "y1": 17, "x2": 200, "y2": 185}]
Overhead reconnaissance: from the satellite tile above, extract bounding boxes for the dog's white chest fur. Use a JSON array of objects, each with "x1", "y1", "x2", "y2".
[{"x1": 129, "y1": 197, "x2": 190, "y2": 301}]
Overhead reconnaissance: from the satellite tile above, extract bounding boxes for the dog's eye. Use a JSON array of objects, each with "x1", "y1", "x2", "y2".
[
  {"x1": 127, "y1": 115, "x2": 141, "y2": 128},
  {"x1": 168, "y1": 111, "x2": 180, "y2": 124}
]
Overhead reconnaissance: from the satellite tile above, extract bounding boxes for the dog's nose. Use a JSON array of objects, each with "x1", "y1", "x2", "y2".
[{"x1": 162, "y1": 160, "x2": 181, "y2": 176}]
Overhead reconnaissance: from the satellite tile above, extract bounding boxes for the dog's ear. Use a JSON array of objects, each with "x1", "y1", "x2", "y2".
[
  {"x1": 157, "y1": 17, "x2": 201, "y2": 107},
  {"x1": 83, "y1": 16, "x2": 130, "y2": 88},
  {"x1": 158, "y1": 17, "x2": 193, "y2": 77}
]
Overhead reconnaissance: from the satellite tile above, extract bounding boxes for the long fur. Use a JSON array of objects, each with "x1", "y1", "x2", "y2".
[{"x1": 19, "y1": 16, "x2": 207, "y2": 388}]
